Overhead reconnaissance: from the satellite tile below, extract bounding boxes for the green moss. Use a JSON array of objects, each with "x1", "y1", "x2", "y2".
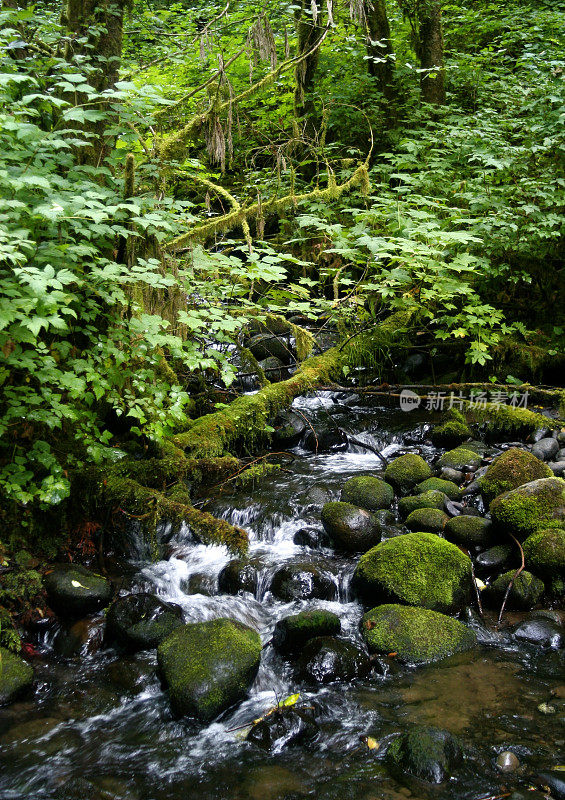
[
  {"x1": 431, "y1": 420, "x2": 471, "y2": 448},
  {"x1": 321, "y1": 501, "x2": 381, "y2": 552},
  {"x1": 384, "y1": 454, "x2": 432, "y2": 494},
  {"x1": 483, "y1": 570, "x2": 544, "y2": 610},
  {"x1": 405, "y1": 508, "x2": 448, "y2": 533},
  {"x1": 386, "y1": 726, "x2": 463, "y2": 783},
  {"x1": 523, "y1": 528, "x2": 565, "y2": 578},
  {"x1": 489, "y1": 477, "x2": 565, "y2": 540},
  {"x1": 340, "y1": 476, "x2": 394, "y2": 511},
  {"x1": 398, "y1": 490, "x2": 446, "y2": 519},
  {"x1": 0, "y1": 647, "x2": 33, "y2": 706},
  {"x1": 479, "y1": 448, "x2": 553, "y2": 505},
  {"x1": 362, "y1": 604, "x2": 476, "y2": 665},
  {"x1": 444, "y1": 515, "x2": 494, "y2": 546},
  {"x1": 416, "y1": 478, "x2": 462, "y2": 501},
  {"x1": 437, "y1": 448, "x2": 481, "y2": 471},
  {"x1": 353, "y1": 532, "x2": 473, "y2": 613},
  {"x1": 465, "y1": 401, "x2": 560, "y2": 438}
]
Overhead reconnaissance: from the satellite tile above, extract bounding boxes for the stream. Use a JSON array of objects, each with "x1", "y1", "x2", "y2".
[{"x1": 0, "y1": 392, "x2": 563, "y2": 800}]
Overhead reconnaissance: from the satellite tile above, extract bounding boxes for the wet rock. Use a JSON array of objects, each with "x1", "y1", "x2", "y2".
[
  {"x1": 321, "y1": 501, "x2": 381, "y2": 552},
  {"x1": 0, "y1": 716, "x2": 61, "y2": 750},
  {"x1": 258, "y1": 356, "x2": 288, "y2": 383},
  {"x1": 44, "y1": 564, "x2": 112, "y2": 617},
  {"x1": 431, "y1": 420, "x2": 471, "y2": 448},
  {"x1": 384, "y1": 454, "x2": 432, "y2": 494},
  {"x1": 247, "y1": 706, "x2": 318, "y2": 750},
  {"x1": 398, "y1": 490, "x2": 447, "y2": 519},
  {"x1": 270, "y1": 562, "x2": 337, "y2": 602},
  {"x1": 272, "y1": 410, "x2": 307, "y2": 446},
  {"x1": 475, "y1": 544, "x2": 514, "y2": 574},
  {"x1": 361, "y1": 604, "x2": 476, "y2": 664},
  {"x1": 0, "y1": 647, "x2": 33, "y2": 706},
  {"x1": 54, "y1": 617, "x2": 105, "y2": 657},
  {"x1": 272, "y1": 610, "x2": 341, "y2": 655},
  {"x1": 483, "y1": 570, "x2": 544, "y2": 610},
  {"x1": 157, "y1": 618, "x2": 261, "y2": 721},
  {"x1": 444, "y1": 515, "x2": 494, "y2": 547},
  {"x1": 462, "y1": 480, "x2": 481, "y2": 496},
  {"x1": 218, "y1": 558, "x2": 260, "y2": 595},
  {"x1": 341, "y1": 476, "x2": 394, "y2": 511},
  {"x1": 441, "y1": 467, "x2": 464, "y2": 483},
  {"x1": 496, "y1": 751, "x2": 520, "y2": 772},
  {"x1": 523, "y1": 528, "x2": 565, "y2": 578},
  {"x1": 302, "y1": 485, "x2": 332, "y2": 510},
  {"x1": 416, "y1": 477, "x2": 462, "y2": 500},
  {"x1": 549, "y1": 461, "x2": 565, "y2": 476},
  {"x1": 405, "y1": 508, "x2": 449, "y2": 533},
  {"x1": 532, "y1": 438, "x2": 560, "y2": 461},
  {"x1": 537, "y1": 770, "x2": 565, "y2": 800},
  {"x1": 512, "y1": 617, "x2": 563, "y2": 650},
  {"x1": 247, "y1": 333, "x2": 292, "y2": 364},
  {"x1": 490, "y1": 477, "x2": 565, "y2": 539},
  {"x1": 104, "y1": 657, "x2": 154, "y2": 695},
  {"x1": 294, "y1": 636, "x2": 371, "y2": 684},
  {"x1": 293, "y1": 527, "x2": 330, "y2": 548},
  {"x1": 303, "y1": 426, "x2": 348, "y2": 453},
  {"x1": 437, "y1": 447, "x2": 482, "y2": 472},
  {"x1": 386, "y1": 726, "x2": 463, "y2": 784},
  {"x1": 105, "y1": 593, "x2": 184, "y2": 651},
  {"x1": 352, "y1": 532, "x2": 473, "y2": 613},
  {"x1": 479, "y1": 448, "x2": 553, "y2": 505},
  {"x1": 182, "y1": 573, "x2": 216, "y2": 596}
]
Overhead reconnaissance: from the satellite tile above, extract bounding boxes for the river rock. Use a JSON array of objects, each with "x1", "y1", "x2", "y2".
[
  {"x1": 219, "y1": 558, "x2": 261, "y2": 595},
  {"x1": 431, "y1": 420, "x2": 471, "y2": 448},
  {"x1": 489, "y1": 477, "x2": 565, "y2": 539},
  {"x1": 247, "y1": 333, "x2": 292, "y2": 364},
  {"x1": 523, "y1": 528, "x2": 565, "y2": 578},
  {"x1": 496, "y1": 751, "x2": 520, "y2": 772},
  {"x1": 105, "y1": 593, "x2": 184, "y2": 651},
  {"x1": 416, "y1": 477, "x2": 463, "y2": 500},
  {"x1": 549, "y1": 461, "x2": 565, "y2": 476},
  {"x1": 437, "y1": 447, "x2": 482, "y2": 472},
  {"x1": 303, "y1": 426, "x2": 348, "y2": 453},
  {"x1": 54, "y1": 617, "x2": 105, "y2": 657},
  {"x1": 293, "y1": 527, "x2": 330, "y2": 548},
  {"x1": 247, "y1": 706, "x2": 318, "y2": 750},
  {"x1": 475, "y1": 544, "x2": 514, "y2": 574},
  {"x1": 384, "y1": 454, "x2": 432, "y2": 494},
  {"x1": 321, "y1": 501, "x2": 381, "y2": 552},
  {"x1": 352, "y1": 532, "x2": 473, "y2": 613},
  {"x1": 532, "y1": 438, "x2": 560, "y2": 461},
  {"x1": 479, "y1": 448, "x2": 553, "y2": 505},
  {"x1": 537, "y1": 771, "x2": 565, "y2": 800},
  {"x1": 182, "y1": 573, "x2": 216, "y2": 596},
  {"x1": 258, "y1": 357, "x2": 288, "y2": 383},
  {"x1": 444, "y1": 515, "x2": 494, "y2": 546},
  {"x1": 272, "y1": 610, "x2": 341, "y2": 655},
  {"x1": 272, "y1": 411, "x2": 307, "y2": 446},
  {"x1": 483, "y1": 570, "x2": 544, "y2": 610},
  {"x1": 157, "y1": 618, "x2": 261, "y2": 721},
  {"x1": 340, "y1": 476, "x2": 394, "y2": 511},
  {"x1": 0, "y1": 647, "x2": 33, "y2": 706},
  {"x1": 386, "y1": 726, "x2": 463, "y2": 784},
  {"x1": 294, "y1": 636, "x2": 371, "y2": 684},
  {"x1": 405, "y1": 508, "x2": 449, "y2": 533},
  {"x1": 441, "y1": 468, "x2": 464, "y2": 483},
  {"x1": 43, "y1": 564, "x2": 112, "y2": 617},
  {"x1": 361, "y1": 604, "x2": 476, "y2": 664},
  {"x1": 398, "y1": 490, "x2": 447, "y2": 519},
  {"x1": 512, "y1": 617, "x2": 563, "y2": 650},
  {"x1": 270, "y1": 562, "x2": 337, "y2": 602}
]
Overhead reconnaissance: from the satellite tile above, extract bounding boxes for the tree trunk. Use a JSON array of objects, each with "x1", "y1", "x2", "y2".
[
  {"x1": 417, "y1": 1, "x2": 445, "y2": 104},
  {"x1": 364, "y1": 0, "x2": 395, "y2": 100},
  {"x1": 294, "y1": 0, "x2": 324, "y2": 140}
]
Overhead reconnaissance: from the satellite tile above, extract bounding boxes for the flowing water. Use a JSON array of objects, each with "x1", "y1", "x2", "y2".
[{"x1": 0, "y1": 393, "x2": 563, "y2": 800}]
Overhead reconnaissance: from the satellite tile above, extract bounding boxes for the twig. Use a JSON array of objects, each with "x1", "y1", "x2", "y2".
[
  {"x1": 345, "y1": 433, "x2": 387, "y2": 466},
  {"x1": 293, "y1": 408, "x2": 318, "y2": 454},
  {"x1": 496, "y1": 532, "x2": 525, "y2": 628}
]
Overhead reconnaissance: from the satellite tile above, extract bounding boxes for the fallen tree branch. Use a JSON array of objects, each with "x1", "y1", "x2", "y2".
[{"x1": 496, "y1": 532, "x2": 525, "y2": 628}]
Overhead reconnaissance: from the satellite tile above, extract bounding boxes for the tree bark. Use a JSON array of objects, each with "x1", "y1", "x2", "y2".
[
  {"x1": 294, "y1": 0, "x2": 324, "y2": 139},
  {"x1": 364, "y1": 0, "x2": 395, "y2": 100},
  {"x1": 417, "y1": 1, "x2": 445, "y2": 104}
]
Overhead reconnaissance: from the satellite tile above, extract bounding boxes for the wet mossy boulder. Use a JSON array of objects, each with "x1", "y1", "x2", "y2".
[
  {"x1": 479, "y1": 448, "x2": 553, "y2": 505},
  {"x1": 384, "y1": 454, "x2": 432, "y2": 494},
  {"x1": 523, "y1": 529, "x2": 565, "y2": 579},
  {"x1": 272, "y1": 610, "x2": 341, "y2": 655},
  {"x1": 157, "y1": 618, "x2": 261, "y2": 721},
  {"x1": 247, "y1": 333, "x2": 292, "y2": 364},
  {"x1": 386, "y1": 726, "x2": 463, "y2": 784},
  {"x1": 270, "y1": 562, "x2": 337, "y2": 602},
  {"x1": 340, "y1": 476, "x2": 394, "y2": 511},
  {"x1": 416, "y1": 477, "x2": 462, "y2": 501},
  {"x1": 321, "y1": 502, "x2": 381, "y2": 552},
  {"x1": 0, "y1": 647, "x2": 33, "y2": 706},
  {"x1": 475, "y1": 544, "x2": 514, "y2": 574},
  {"x1": 431, "y1": 420, "x2": 471, "y2": 448},
  {"x1": 273, "y1": 410, "x2": 307, "y2": 446},
  {"x1": 483, "y1": 570, "x2": 544, "y2": 610},
  {"x1": 444, "y1": 516, "x2": 494, "y2": 547},
  {"x1": 361, "y1": 604, "x2": 476, "y2": 664},
  {"x1": 294, "y1": 636, "x2": 371, "y2": 684},
  {"x1": 44, "y1": 564, "x2": 112, "y2": 618},
  {"x1": 218, "y1": 558, "x2": 260, "y2": 595},
  {"x1": 489, "y1": 478, "x2": 565, "y2": 540},
  {"x1": 405, "y1": 508, "x2": 449, "y2": 533},
  {"x1": 105, "y1": 593, "x2": 184, "y2": 651},
  {"x1": 352, "y1": 532, "x2": 473, "y2": 613},
  {"x1": 437, "y1": 447, "x2": 481, "y2": 472},
  {"x1": 398, "y1": 490, "x2": 447, "y2": 519}
]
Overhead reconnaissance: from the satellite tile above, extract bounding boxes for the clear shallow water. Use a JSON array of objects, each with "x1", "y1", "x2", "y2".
[{"x1": 0, "y1": 394, "x2": 563, "y2": 800}]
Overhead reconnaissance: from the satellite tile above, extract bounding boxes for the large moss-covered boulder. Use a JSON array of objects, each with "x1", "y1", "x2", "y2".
[
  {"x1": 44, "y1": 564, "x2": 112, "y2": 617},
  {"x1": 105, "y1": 594, "x2": 184, "y2": 651},
  {"x1": 386, "y1": 726, "x2": 463, "y2": 784},
  {"x1": 361, "y1": 604, "x2": 476, "y2": 664},
  {"x1": 294, "y1": 637, "x2": 371, "y2": 684},
  {"x1": 157, "y1": 618, "x2": 261, "y2": 721},
  {"x1": 523, "y1": 529, "x2": 565, "y2": 578},
  {"x1": 340, "y1": 476, "x2": 394, "y2": 511},
  {"x1": 489, "y1": 478, "x2": 565, "y2": 540},
  {"x1": 483, "y1": 570, "x2": 544, "y2": 610},
  {"x1": 352, "y1": 532, "x2": 473, "y2": 613},
  {"x1": 479, "y1": 448, "x2": 553, "y2": 505},
  {"x1": 405, "y1": 508, "x2": 449, "y2": 533},
  {"x1": 431, "y1": 420, "x2": 471, "y2": 448},
  {"x1": 321, "y1": 502, "x2": 381, "y2": 552},
  {"x1": 384, "y1": 454, "x2": 432, "y2": 494},
  {"x1": 272, "y1": 610, "x2": 341, "y2": 655},
  {"x1": 0, "y1": 648, "x2": 33, "y2": 706},
  {"x1": 416, "y1": 477, "x2": 462, "y2": 501},
  {"x1": 444, "y1": 515, "x2": 494, "y2": 547},
  {"x1": 398, "y1": 490, "x2": 447, "y2": 519},
  {"x1": 437, "y1": 447, "x2": 481, "y2": 472}
]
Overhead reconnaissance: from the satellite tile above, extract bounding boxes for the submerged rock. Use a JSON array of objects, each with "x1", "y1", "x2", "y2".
[
  {"x1": 105, "y1": 593, "x2": 184, "y2": 651},
  {"x1": 386, "y1": 726, "x2": 463, "y2": 784},
  {"x1": 352, "y1": 532, "x2": 473, "y2": 613},
  {"x1": 523, "y1": 528, "x2": 565, "y2": 579},
  {"x1": 340, "y1": 476, "x2": 394, "y2": 511},
  {"x1": 0, "y1": 647, "x2": 33, "y2": 706},
  {"x1": 157, "y1": 618, "x2": 261, "y2": 721},
  {"x1": 247, "y1": 706, "x2": 318, "y2": 750},
  {"x1": 321, "y1": 501, "x2": 381, "y2": 552},
  {"x1": 361, "y1": 604, "x2": 476, "y2": 664},
  {"x1": 294, "y1": 636, "x2": 371, "y2": 684},
  {"x1": 483, "y1": 570, "x2": 544, "y2": 610},
  {"x1": 270, "y1": 562, "x2": 337, "y2": 602},
  {"x1": 479, "y1": 448, "x2": 553, "y2": 505},
  {"x1": 489, "y1": 477, "x2": 565, "y2": 539},
  {"x1": 405, "y1": 507, "x2": 449, "y2": 533},
  {"x1": 416, "y1": 477, "x2": 463, "y2": 500},
  {"x1": 496, "y1": 751, "x2": 520, "y2": 772},
  {"x1": 398, "y1": 490, "x2": 447, "y2": 519},
  {"x1": 384, "y1": 454, "x2": 432, "y2": 494},
  {"x1": 43, "y1": 564, "x2": 112, "y2": 617},
  {"x1": 444, "y1": 515, "x2": 494, "y2": 547},
  {"x1": 272, "y1": 610, "x2": 341, "y2": 655}
]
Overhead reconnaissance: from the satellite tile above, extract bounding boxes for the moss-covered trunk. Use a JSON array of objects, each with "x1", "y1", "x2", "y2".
[{"x1": 417, "y1": 1, "x2": 445, "y2": 105}]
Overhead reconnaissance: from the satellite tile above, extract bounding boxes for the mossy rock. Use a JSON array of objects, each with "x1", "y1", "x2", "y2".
[
  {"x1": 105, "y1": 593, "x2": 184, "y2": 651},
  {"x1": 489, "y1": 477, "x2": 565, "y2": 540},
  {"x1": 523, "y1": 529, "x2": 565, "y2": 579},
  {"x1": 479, "y1": 448, "x2": 553, "y2": 505},
  {"x1": 247, "y1": 333, "x2": 292, "y2": 364},
  {"x1": 384, "y1": 454, "x2": 432, "y2": 494},
  {"x1": 321, "y1": 501, "x2": 381, "y2": 552},
  {"x1": 406, "y1": 508, "x2": 449, "y2": 533},
  {"x1": 475, "y1": 544, "x2": 514, "y2": 574},
  {"x1": 416, "y1": 478, "x2": 462, "y2": 501},
  {"x1": 398, "y1": 490, "x2": 447, "y2": 519},
  {"x1": 340, "y1": 476, "x2": 394, "y2": 511},
  {"x1": 270, "y1": 562, "x2": 337, "y2": 602},
  {"x1": 272, "y1": 610, "x2": 341, "y2": 655},
  {"x1": 43, "y1": 564, "x2": 112, "y2": 618},
  {"x1": 294, "y1": 636, "x2": 371, "y2": 684},
  {"x1": 483, "y1": 570, "x2": 544, "y2": 610},
  {"x1": 157, "y1": 618, "x2": 261, "y2": 721},
  {"x1": 218, "y1": 558, "x2": 261, "y2": 595},
  {"x1": 352, "y1": 532, "x2": 473, "y2": 613},
  {"x1": 386, "y1": 725, "x2": 464, "y2": 784},
  {"x1": 444, "y1": 515, "x2": 495, "y2": 547},
  {"x1": 361, "y1": 604, "x2": 476, "y2": 665},
  {"x1": 0, "y1": 647, "x2": 34, "y2": 706},
  {"x1": 437, "y1": 448, "x2": 482, "y2": 472},
  {"x1": 431, "y1": 420, "x2": 471, "y2": 448}
]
